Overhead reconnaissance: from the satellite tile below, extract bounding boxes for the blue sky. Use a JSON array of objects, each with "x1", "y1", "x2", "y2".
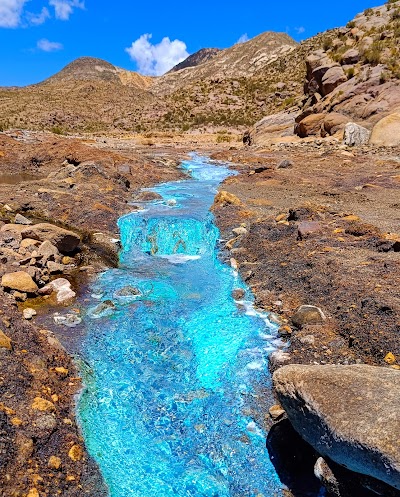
[{"x1": 0, "y1": 0, "x2": 381, "y2": 86}]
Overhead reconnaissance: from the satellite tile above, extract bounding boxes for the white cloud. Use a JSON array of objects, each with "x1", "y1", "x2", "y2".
[
  {"x1": 49, "y1": 0, "x2": 84, "y2": 20},
  {"x1": 0, "y1": 0, "x2": 28, "y2": 28},
  {"x1": 125, "y1": 34, "x2": 189, "y2": 76},
  {"x1": 27, "y1": 7, "x2": 51, "y2": 25},
  {"x1": 295, "y1": 26, "x2": 305, "y2": 34},
  {"x1": 236, "y1": 33, "x2": 249, "y2": 44},
  {"x1": 37, "y1": 38, "x2": 63, "y2": 51}
]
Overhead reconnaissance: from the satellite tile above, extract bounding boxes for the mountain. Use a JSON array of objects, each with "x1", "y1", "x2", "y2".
[
  {"x1": 1, "y1": 3, "x2": 399, "y2": 135},
  {"x1": 44, "y1": 56, "x2": 153, "y2": 90},
  {"x1": 168, "y1": 48, "x2": 222, "y2": 73},
  {"x1": 152, "y1": 32, "x2": 297, "y2": 95}
]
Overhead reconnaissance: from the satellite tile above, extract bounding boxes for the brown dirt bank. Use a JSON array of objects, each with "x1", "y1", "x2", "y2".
[
  {"x1": 0, "y1": 131, "x2": 187, "y2": 496},
  {"x1": 211, "y1": 142, "x2": 400, "y2": 368}
]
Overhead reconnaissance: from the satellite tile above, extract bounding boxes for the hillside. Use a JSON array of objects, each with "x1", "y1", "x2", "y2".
[
  {"x1": 1, "y1": 2, "x2": 400, "y2": 134},
  {"x1": 168, "y1": 48, "x2": 222, "y2": 73},
  {"x1": 45, "y1": 56, "x2": 153, "y2": 89}
]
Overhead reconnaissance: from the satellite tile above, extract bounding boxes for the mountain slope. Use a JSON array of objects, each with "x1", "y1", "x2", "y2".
[
  {"x1": 45, "y1": 56, "x2": 153, "y2": 90},
  {"x1": 168, "y1": 48, "x2": 222, "y2": 73},
  {"x1": 151, "y1": 32, "x2": 297, "y2": 95}
]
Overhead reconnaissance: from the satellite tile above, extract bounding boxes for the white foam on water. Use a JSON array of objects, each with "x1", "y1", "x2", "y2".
[{"x1": 157, "y1": 254, "x2": 201, "y2": 264}]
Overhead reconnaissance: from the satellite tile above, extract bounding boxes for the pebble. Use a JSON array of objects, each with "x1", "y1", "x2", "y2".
[{"x1": 23, "y1": 308, "x2": 37, "y2": 320}]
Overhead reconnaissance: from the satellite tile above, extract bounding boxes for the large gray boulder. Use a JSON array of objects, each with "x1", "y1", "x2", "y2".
[
  {"x1": 343, "y1": 122, "x2": 371, "y2": 146},
  {"x1": 273, "y1": 364, "x2": 400, "y2": 491},
  {"x1": 21, "y1": 223, "x2": 80, "y2": 254}
]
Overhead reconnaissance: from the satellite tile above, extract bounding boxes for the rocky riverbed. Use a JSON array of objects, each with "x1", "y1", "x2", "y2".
[
  {"x1": 211, "y1": 141, "x2": 400, "y2": 496},
  {"x1": 0, "y1": 131, "x2": 185, "y2": 496},
  {"x1": 0, "y1": 130, "x2": 399, "y2": 496}
]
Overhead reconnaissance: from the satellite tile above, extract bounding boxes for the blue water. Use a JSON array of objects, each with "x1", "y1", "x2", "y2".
[{"x1": 78, "y1": 155, "x2": 284, "y2": 497}]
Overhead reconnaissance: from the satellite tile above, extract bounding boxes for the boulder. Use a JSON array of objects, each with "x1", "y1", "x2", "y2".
[
  {"x1": 370, "y1": 112, "x2": 400, "y2": 147},
  {"x1": 321, "y1": 66, "x2": 347, "y2": 96},
  {"x1": 1, "y1": 271, "x2": 38, "y2": 293},
  {"x1": 292, "y1": 305, "x2": 326, "y2": 327},
  {"x1": 343, "y1": 122, "x2": 371, "y2": 146},
  {"x1": 297, "y1": 221, "x2": 322, "y2": 239},
  {"x1": 40, "y1": 278, "x2": 76, "y2": 304},
  {"x1": 341, "y1": 48, "x2": 360, "y2": 65},
  {"x1": 321, "y1": 113, "x2": 350, "y2": 137},
  {"x1": 21, "y1": 223, "x2": 80, "y2": 254},
  {"x1": 296, "y1": 113, "x2": 326, "y2": 138},
  {"x1": 37, "y1": 240, "x2": 60, "y2": 263},
  {"x1": 273, "y1": 364, "x2": 400, "y2": 490},
  {"x1": 15, "y1": 214, "x2": 32, "y2": 225}
]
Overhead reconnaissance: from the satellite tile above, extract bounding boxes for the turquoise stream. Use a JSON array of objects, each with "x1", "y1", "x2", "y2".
[{"x1": 78, "y1": 155, "x2": 284, "y2": 497}]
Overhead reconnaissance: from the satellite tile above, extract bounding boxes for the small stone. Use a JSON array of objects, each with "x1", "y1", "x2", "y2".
[
  {"x1": 277, "y1": 159, "x2": 293, "y2": 169},
  {"x1": 61, "y1": 256, "x2": 73, "y2": 265},
  {"x1": 31, "y1": 397, "x2": 56, "y2": 412},
  {"x1": 298, "y1": 221, "x2": 322, "y2": 240},
  {"x1": 275, "y1": 213, "x2": 287, "y2": 222},
  {"x1": 15, "y1": 213, "x2": 32, "y2": 225},
  {"x1": 278, "y1": 325, "x2": 292, "y2": 337},
  {"x1": 0, "y1": 330, "x2": 12, "y2": 350},
  {"x1": 343, "y1": 215, "x2": 360, "y2": 222},
  {"x1": 26, "y1": 489, "x2": 39, "y2": 497},
  {"x1": 68, "y1": 444, "x2": 84, "y2": 461},
  {"x1": 384, "y1": 352, "x2": 396, "y2": 365},
  {"x1": 23, "y1": 308, "x2": 37, "y2": 320},
  {"x1": 232, "y1": 288, "x2": 245, "y2": 301},
  {"x1": 54, "y1": 367, "x2": 69, "y2": 376},
  {"x1": 232, "y1": 227, "x2": 248, "y2": 236},
  {"x1": 47, "y1": 261, "x2": 64, "y2": 274},
  {"x1": 1, "y1": 271, "x2": 38, "y2": 293},
  {"x1": 269, "y1": 404, "x2": 286, "y2": 421},
  {"x1": 15, "y1": 291, "x2": 28, "y2": 302},
  {"x1": 292, "y1": 305, "x2": 326, "y2": 328},
  {"x1": 10, "y1": 417, "x2": 23, "y2": 426},
  {"x1": 48, "y1": 456, "x2": 62, "y2": 470}
]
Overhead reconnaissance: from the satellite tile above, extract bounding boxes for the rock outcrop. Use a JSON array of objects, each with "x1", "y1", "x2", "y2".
[
  {"x1": 21, "y1": 223, "x2": 81, "y2": 254},
  {"x1": 370, "y1": 112, "x2": 400, "y2": 147},
  {"x1": 273, "y1": 364, "x2": 400, "y2": 491}
]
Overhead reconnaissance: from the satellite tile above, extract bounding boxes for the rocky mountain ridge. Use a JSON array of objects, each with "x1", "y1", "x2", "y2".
[{"x1": 0, "y1": 2, "x2": 399, "y2": 137}]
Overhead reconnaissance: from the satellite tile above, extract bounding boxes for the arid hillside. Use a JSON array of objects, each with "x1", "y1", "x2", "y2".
[{"x1": 0, "y1": 2, "x2": 399, "y2": 134}]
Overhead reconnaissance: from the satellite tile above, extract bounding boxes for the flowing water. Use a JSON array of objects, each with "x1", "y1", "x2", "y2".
[{"x1": 78, "y1": 155, "x2": 285, "y2": 497}]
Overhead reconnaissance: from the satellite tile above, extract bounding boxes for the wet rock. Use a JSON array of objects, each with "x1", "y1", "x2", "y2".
[
  {"x1": 269, "y1": 350, "x2": 292, "y2": 373},
  {"x1": 297, "y1": 221, "x2": 322, "y2": 240},
  {"x1": 232, "y1": 288, "x2": 245, "y2": 300},
  {"x1": 40, "y1": 278, "x2": 76, "y2": 304},
  {"x1": 114, "y1": 286, "x2": 141, "y2": 299},
  {"x1": 343, "y1": 122, "x2": 370, "y2": 146},
  {"x1": 14, "y1": 213, "x2": 32, "y2": 225},
  {"x1": 1, "y1": 271, "x2": 38, "y2": 294},
  {"x1": 292, "y1": 305, "x2": 326, "y2": 328},
  {"x1": 90, "y1": 300, "x2": 116, "y2": 318},
  {"x1": 273, "y1": 364, "x2": 400, "y2": 491},
  {"x1": 53, "y1": 312, "x2": 82, "y2": 327},
  {"x1": 21, "y1": 223, "x2": 81, "y2": 254},
  {"x1": 22, "y1": 308, "x2": 36, "y2": 320}
]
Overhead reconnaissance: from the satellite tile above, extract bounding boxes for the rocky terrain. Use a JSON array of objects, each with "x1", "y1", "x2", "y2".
[
  {"x1": 0, "y1": 132, "x2": 184, "y2": 496},
  {"x1": 0, "y1": 2, "x2": 399, "y2": 496}
]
